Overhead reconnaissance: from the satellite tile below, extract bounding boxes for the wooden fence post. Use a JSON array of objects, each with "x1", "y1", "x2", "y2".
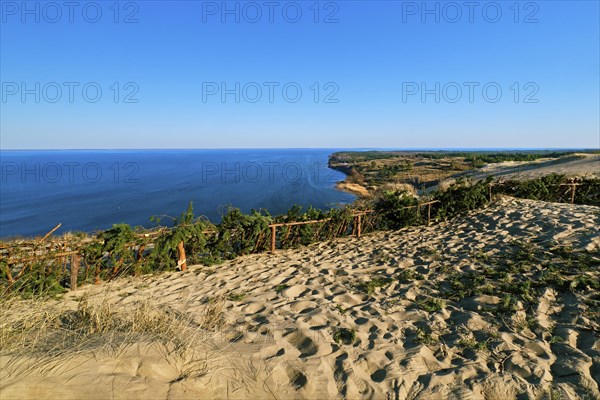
[
  {"x1": 177, "y1": 241, "x2": 187, "y2": 271},
  {"x1": 4, "y1": 263, "x2": 14, "y2": 286},
  {"x1": 427, "y1": 203, "x2": 432, "y2": 225},
  {"x1": 356, "y1": 214, "x2": 362, "y2": 238},
  {"x1": 134, "y1": 244, "x2": 145, "y2": 276},
  {"x1": 570, "y1": 183, "x2": 576, "y2": 204},
  {"x1": 137, "y1": 245, "x2": 145, "y2": 261},
  {"x1": 70, "y1": 254, "x2": 80, "y2": 291},
  {"x1": 488, "y1": 183, "x2": 493, "y2": 202},
  {"x1": 270, "y1": 225, "x2": 277, "y2": 253}
]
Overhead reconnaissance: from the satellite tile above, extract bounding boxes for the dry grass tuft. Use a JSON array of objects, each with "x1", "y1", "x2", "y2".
[
  {"x1": 0, "y1": 293, "x2": 224, "y2": 356},
  {"x1": 0, "y1": 293, "x2": 227, "y2": 385}
]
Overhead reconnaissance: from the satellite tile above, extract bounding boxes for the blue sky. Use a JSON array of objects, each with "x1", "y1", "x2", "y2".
[{"x1": 1, "y1": 0, "x2": 599, "y2": 149}]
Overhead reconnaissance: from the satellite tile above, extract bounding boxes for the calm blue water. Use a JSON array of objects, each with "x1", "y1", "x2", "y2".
[{"x1": 0, "y1": 149, "x2": 356, "y2": 238}]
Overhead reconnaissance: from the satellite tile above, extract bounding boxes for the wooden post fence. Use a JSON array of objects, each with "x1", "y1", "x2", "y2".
[
  {"x1": 2, "y1": 176, "x2": 593, "y2": 293},
  {"x1": 265, "y1": 203, "x2": 438, "y2": 254},
  {"x1": 177, "y1": 241, "x2": 187, "y2": 271},
  {"x1": 427, "y1": 202, "x2": 432, "y2": 225},
  {"x1": 70, "y1": 254, "x2": 80, "y2": 291},
  {"x1": 559, "y1": 182, "x2": 581, "y2": 204},
  {"x1": 270, "y1": 225, "x2": 276, "y2": 253},
  {"x1": 5, "y1": 199, "x2": 451, "y2": 282},
  {"x1": 269, "y1": 219, "x2": 332, "y2": 253}
]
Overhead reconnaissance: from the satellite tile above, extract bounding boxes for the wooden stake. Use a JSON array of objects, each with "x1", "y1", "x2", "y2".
[
  {"x1": 62, "y1": 243, "x2": 67, "y2": 275},
  {"x1": 38, "y1": 223, "x2": 62, "y2": 244},
  {"x1": 427, "y1": 203, "x2": 432, "y2": 225},
  {"x1": 4, "y1": 263, "x2": 14, "y2": 286},
  {"x1": 252, "y1": 232, "x2": 264, "y2": 253},
  {"x1": 356, "y1": 214, "x2": 362, "y2": 238},
  {"x1": 177, "y1": 241, "x2": 187, "y2": 271},
  {"x1": 137, "y1": 245, "x2": 145, "y2": 261},
  {"x1": 270, "y1": 225, "x2": 277, "y2": 253},
  {"x1": 571, "y1": 184, "x2": 576, "y2": 204},
  {"x1": 134, "y1": 244, "x2": 145, "y2": 276},
  {"x1": 70, "y1": 254, "x2": 80, "y2": 291},
  {"x1": 488, "y1": 183, "x2": 493, "y2": 202}
]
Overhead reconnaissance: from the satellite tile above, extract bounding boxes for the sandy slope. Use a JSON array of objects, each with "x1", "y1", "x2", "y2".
[
  {"x1": 2, "y1": 197, "x2": 599, "y2": 400},
  {"x1": 479, "y1": 154, "x2": 599, "y2": 179},
  {"x1": 445, "y1": 154, "x2": 600, "y2": 187}
]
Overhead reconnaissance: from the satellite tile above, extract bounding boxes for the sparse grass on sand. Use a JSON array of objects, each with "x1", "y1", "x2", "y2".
[{"x1": 0, "y1": 291, "x2": 232, "y2": 399}]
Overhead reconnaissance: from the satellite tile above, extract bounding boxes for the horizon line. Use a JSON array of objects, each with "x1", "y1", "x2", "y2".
[{"x1": 1, "y1": 147, "x2": 598, "y2": 152}]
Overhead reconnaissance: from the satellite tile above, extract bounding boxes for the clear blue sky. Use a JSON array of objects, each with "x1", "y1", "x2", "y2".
[{"x1": 1, "y1": 0, "x2": 599, "y2": 149}]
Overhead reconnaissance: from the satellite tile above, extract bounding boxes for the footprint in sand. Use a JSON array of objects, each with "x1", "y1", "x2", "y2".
[
  {"x1": 282, "y1": 285, "x2": 309, "y2": 298},
  {"x1": 289, "y1": 300, "x2": 318, "y2": 314},
  {"x1": 284, "y1": 329, "x2": 319, "y2": 358},
  {"x1": 285, "y1": 365, "x2": 308, "y2": 389},
  {"x1": 370, "y1": 368, "x2": 386, "y2": 383},
  {"x1": 241, "y1": 302, "x2": 266, "y2": 315}
]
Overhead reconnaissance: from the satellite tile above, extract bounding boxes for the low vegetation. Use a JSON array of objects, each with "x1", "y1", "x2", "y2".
[
  {"x1": 356, "y1": 276, "x2": 392, "y2": 295},
  {"x1": 333, "y1": 328, "x2": 356, "y2": 345},
  {"x1": 0, "y1": 294, "x2": 223, "y2": 356},
  {"x1": 431, "y1": 240, "x2": 600, "y2": 330}
]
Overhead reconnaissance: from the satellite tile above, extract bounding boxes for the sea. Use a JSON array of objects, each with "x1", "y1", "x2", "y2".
[{"x1": 0, "y1": 149, "x2": 356, "y2": 239}]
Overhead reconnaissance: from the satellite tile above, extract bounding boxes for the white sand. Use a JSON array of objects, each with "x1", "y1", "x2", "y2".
[{"x1": 2, "y1": 197, "x2": 599, "y2": 400}]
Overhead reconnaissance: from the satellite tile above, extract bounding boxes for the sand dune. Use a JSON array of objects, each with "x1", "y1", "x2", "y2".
[
  {"x1": 449, "y1": 153, "x2": 600, "y2": 185},
  {"x1": 2, "y1": 197, "x2": 599, "y2": 400}
]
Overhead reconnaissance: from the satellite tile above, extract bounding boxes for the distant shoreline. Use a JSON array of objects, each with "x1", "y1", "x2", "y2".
[{"x1": 327, "y1": 149, "x2": 600, "y2": 198}]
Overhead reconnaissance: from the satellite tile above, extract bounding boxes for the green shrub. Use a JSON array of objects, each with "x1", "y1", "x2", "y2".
[
  {"x1": 151, "y1": 203, "x2": 212, "y2": 271},
  {"x1": 431, "y1": 177, "x2": 491, "y2": 220},
  {"x1": 418, "y1": 297, "x2": 445, "y2": 313},
  {"x1": 88, "y1": 223, "x2": 135, "y2": 271},
  {"x1": 333, "y1": 328, "x2": 356, "y2": 345},
  {"x1": 495, "y1": 174, "x2": 600, "y2": 206},
  {"x1": 374, "y1": 190, "x2": 421, "y2": 229},
  {"x1": 6, "y1": 262, "x2": 66, "y2": 298},
  {"x1": 218, "y1": 207, "x2": 272, "y2": 255}
]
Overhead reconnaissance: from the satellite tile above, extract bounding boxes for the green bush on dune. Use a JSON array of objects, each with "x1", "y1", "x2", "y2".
[
  {"x1": 495, "y1": 174, "x2": 600, "y2": 206},
  {"x1": 150, "y1": 203, "x2": 212, "y2": 271},
  {"x1": 431, "y1": 177, "x2": 492, "y2": 220},
  {"x1": 374, "y1": 189, "x2": 421, "y2": 229}
]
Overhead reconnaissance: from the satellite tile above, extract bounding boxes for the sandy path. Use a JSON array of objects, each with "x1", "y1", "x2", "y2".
[{"x1": 2, "y1": 197, "x2": 599, "y2": 399}]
